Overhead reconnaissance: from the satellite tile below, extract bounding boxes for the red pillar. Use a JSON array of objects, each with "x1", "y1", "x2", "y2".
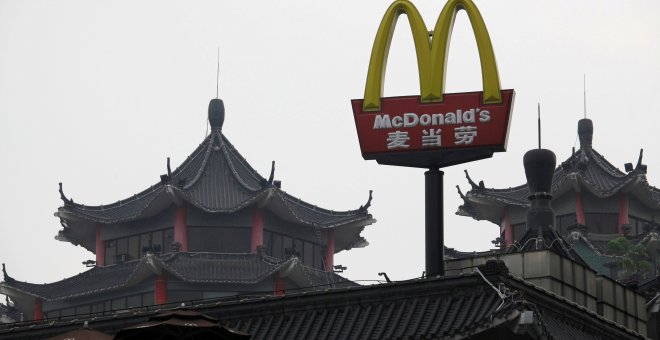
[
  {"x1": 325, "y1": 229, "x2": 335, "y2": 271},
  {"x1": 251, "y1": 208, "x2": 264, "y2": 253},
  {"x1": 174, "y1": 205, "x2": 188, "y2": 252},
  {"x1": 95, "y1": 224, "x2": 105, "y2": 267},
  {"x1": 274, "y1": 277, "x2": 285, "y2": 296},
  {"x1": 618, "y1": 193, "x2": 629, "y2": 235},
  {"x1": 576, "y1": 192, "x2": 586, "y2": 225},
  {"x1": 33, "y1": 298, "x2": 42, "y2": 321},
  {"x1": 155, "y1": 274, "x2": 167, "y2": 304},
  {"x1": 501, "y1": 209, "x2": 513, "y2": 247}
]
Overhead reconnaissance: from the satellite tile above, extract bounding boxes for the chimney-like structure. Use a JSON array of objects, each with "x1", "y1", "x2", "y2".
[{"x1": 523, "y1": 148, "x2": 557, "y2": 249}]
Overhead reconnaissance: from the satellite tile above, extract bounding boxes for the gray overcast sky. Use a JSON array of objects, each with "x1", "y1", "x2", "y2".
[{"x1": 0, "y1": 1, "x2": 659, "y2": 287}]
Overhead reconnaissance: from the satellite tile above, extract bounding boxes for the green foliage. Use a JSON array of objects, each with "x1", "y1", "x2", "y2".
[
  {"x1": 605, "y1": 237, "x2": 653, "y2": 278},
  {"x1": 605, "y1": 237, "x2": 632, "y2": 256}
]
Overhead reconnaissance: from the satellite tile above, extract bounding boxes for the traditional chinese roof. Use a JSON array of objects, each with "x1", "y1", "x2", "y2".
[
  {"x1": 568, "y1": 234, "x2": 619, "y2": 276},
  {"x1": 55, "y1": 99, "x2": 374, "y2": 252},
  {"x1": 0, "y1": 252, "x2": 355, "y2": 303},
  {"x1": 444, "y1": 246, "x2": 501, "y2": 260},
  {"x1": 0, "y1": 303, "x2": 19, "y2": 324},
  {"x1": 0, "y1": 261, "x2": 646, "y2": 339},
  {"x1": 506, "y1": 224, "x2": 588, "y2": 266},
  {"x1": 457, "y1": 118, "x2": 658, "y2": 225}
]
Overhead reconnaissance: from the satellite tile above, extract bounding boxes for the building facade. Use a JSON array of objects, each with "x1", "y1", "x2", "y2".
[
  {"x1": 0, "y1": 98, "x2": 375, "y2": 321},
  {"x1": 458, "y1": 118, "x2": 660, "y2": 281}
]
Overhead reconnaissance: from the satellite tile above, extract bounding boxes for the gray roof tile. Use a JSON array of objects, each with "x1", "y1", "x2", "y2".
[
  {"x1": 57, "y1": 130, "x2": 372, "y2": 227},
  {"x1": 1, "y1": 253, "x2": 354, "y2": 301},
  {"x1": 459, "y1": 146, "x2": 652, "y2": 224}
]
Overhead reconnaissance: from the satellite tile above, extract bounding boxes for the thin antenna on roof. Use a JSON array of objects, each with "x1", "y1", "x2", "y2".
[
  {"x1": 537, "y1": 103, "x2": 542, "y2": 149},
  {"x1": 216, "y1": 47, "x2": 220, "y2": 99},
  {"x1": 583, "y1": 74, "x2": 587, "y2": 119}
]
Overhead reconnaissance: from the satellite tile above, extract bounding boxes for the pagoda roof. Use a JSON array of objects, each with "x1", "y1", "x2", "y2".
[
  {"x1": 505, "y1": 224, "x2": 587, "y2": 267},
  {"x1": 0, "y1": 252, "x2": 355, "y2": 302},
  {"x1": 55, "y1": 99, "x2": 374, "y2": 251},
  {"x1": 57, "y1": 132, "x2": 371, "y2": 227},
  {"x1": 0, "y1": 261, "x2": 646, "y2": 339},
  {"x1": 457, "y1": 118, "x2": 659, "y2": 225},
  {"x1": 569, "y1": 234, "x2": 619, "y2": 277}
]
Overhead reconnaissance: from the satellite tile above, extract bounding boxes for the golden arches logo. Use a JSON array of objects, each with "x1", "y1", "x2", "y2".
[{"x1": 364, "y1": 0, "x2": 502, "y2": 111}]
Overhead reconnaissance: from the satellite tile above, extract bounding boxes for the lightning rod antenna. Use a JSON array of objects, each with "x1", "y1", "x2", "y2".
[
  {"x1": 537, "y1": 103, "x2": 542, "y2": 149},
  {"x1": 216, "y1": 47, "x2": 220, "y2": 99},
  {"x1": 583, "y1": 74, "x2": 587, "y2": 119}
]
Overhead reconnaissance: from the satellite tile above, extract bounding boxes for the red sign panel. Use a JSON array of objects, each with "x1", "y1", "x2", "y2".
[{"x1": 352, "y1": 90, "x2": 514, "y2": 168}]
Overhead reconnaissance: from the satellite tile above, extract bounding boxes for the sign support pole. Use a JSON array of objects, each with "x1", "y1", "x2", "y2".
[{"x1": 425, "y1": 168, "x2": 444, "y2": 277}]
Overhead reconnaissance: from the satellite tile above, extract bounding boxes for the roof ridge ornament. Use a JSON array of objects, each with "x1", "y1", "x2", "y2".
[
  {"x1": 456, "y1": 185, "x2": 466, "y2": 199},
  {"x1": 160, "y1": 157, "x2": 174, "y2": 184},
  {"x1": 2, "y1": 263, "x2": 7, "y2": 281},
  {"x1": 636, "y1": 149, "x2": 646, "y2": 173},
  {"x1": 208, "y1": 98, "x2": 225, "y2": 131},
  {"x1": 268, "y1": 161, "x2": 275, "y2": 185},
  {"x1": 58, "y1": 182, "x2": 73, "y2": 206},
  {"x1": 359, "y1": 190, "x2": 373, "y2": 212},
  {"x1": 577, "y1": 118, "x2": 593, "y2": 149},
  {"x1": 464, "y1": 170, "x2": 479, "y2": 189}
]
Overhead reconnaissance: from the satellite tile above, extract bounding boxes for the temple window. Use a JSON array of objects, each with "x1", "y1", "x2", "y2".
[
  {"x1": 629, "y1": 216, "x2": 651, "y2": 235},
  {"x1": 263, "y1": 230, "x2": 324, "y2": 269},
  {"x1": 512, "y1": 223, "x2": 525, "y2": 243},
  {"x1": 555, "y1": 213, "x2": 577, "y2": 235},
  {"x1": 44, "y1": 292, "x2": 154, "y2": 320},
  {"x1": 105, "y1": 228, "x2": 174, "y2": 265},
  {"x1": 187, "y1": 227, "x2": 251, "y2": 253},
  {"x1": 584, "y1": 213, "x2": 618, "y2": 234}
]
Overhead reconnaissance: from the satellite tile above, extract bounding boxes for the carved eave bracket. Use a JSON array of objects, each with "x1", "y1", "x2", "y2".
[
  {"x1": 635, "y1": 149, "x2": 647, "y2": 174},
  {"x1": 268, "y1": 161, "x2": 275, "y2": 184},
  {"x1": 2, "y1": 263, "x2": 9, "y2": 282},
  {"x1": 456, "y1": 185, "x2": 466, "y2": 200},
  {"x1": 463, "y1": 170, "x2": 483, "y2": 189},
  {"x1": 359, "y1": 190, "x2": 373, "y2": 212},
  {"x1": 58, "y1": 182, "x2": 74, "y2": 206}
]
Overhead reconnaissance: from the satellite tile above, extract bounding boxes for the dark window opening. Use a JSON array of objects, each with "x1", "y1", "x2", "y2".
[
  {"x1": 556, "y1": 213, "x2": 577, "y2": 235},
  {"x1": 585, "y1": 213, "x2": 618, "y2": 234},
  {"x1": 263, "y1": 230, "x2": 324, "y2": 270},
  {"x1": 512, "y1": 223, "x2": 526, "y2": 243},
  {"x1": 104, "y1": 227, "x2": 174, "y2": 264},
  {"x1": 187, "y1": 227, "x2": 251, "y2": 253}
]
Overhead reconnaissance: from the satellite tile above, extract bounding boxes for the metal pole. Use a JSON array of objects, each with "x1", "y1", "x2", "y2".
[{"x1": 425, "y1": 168, "x2": 444, "y2": 277}]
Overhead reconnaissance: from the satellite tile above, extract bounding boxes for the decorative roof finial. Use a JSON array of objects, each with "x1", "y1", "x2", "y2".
[
  {"x1": 359, "y1": 190, "x2": 373, "y2": 212},
  {"x1": 58, "y1": 182, "x2": 73, "y2": 205},
  {"x1": 524, "y1": 148, "x2": 556, "y2": 195},
  {"x1": 577, "y1": 118, "x2": 593, "y2": 149},
  {"x1": 523, "y1": 145, "x2": 556, "y2": 251},
  {"x1": 208, "y1": 98, "x2": 225, "y2": 130},
  {"x1": 2, "y1": 263, "x2": 7, "y2": 281},
  {"x1": 268, "y1": 161, "x2": 275, "y2": 184}
]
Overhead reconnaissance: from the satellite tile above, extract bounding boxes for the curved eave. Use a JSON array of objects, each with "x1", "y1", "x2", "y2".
[
  {"x1": 56, "y1": 130, "x2": 269, "y2": 224},
  {"x1": 457, "y1": 146, "x2": 653, "y2": 224},
  {"x1": 158, "y1": 253, "x2": 295, "y2": 285},
  {"x1": 267, "y1": 190, "x2": 373, "y2": 229},
  {"x1": 0, "y1": 260, "x2": 146, "y2": 302},
  {"x1": 57, "y1": 185, "x2": 171, "y2": 224},
  {"x1": 628, "y1": 179, "x2": 660, "y2": 211},
  {"x1": 576, "y1": 170, "x2": 644, "y2": 198},
  {"x1": 0, "y1": 253, "x2": 341, "y2": 302}
]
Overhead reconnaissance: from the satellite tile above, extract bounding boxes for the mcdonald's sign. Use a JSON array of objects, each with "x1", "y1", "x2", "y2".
[{"x1": 352, "y1": 0, "x2": 514, "y2": 168}]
